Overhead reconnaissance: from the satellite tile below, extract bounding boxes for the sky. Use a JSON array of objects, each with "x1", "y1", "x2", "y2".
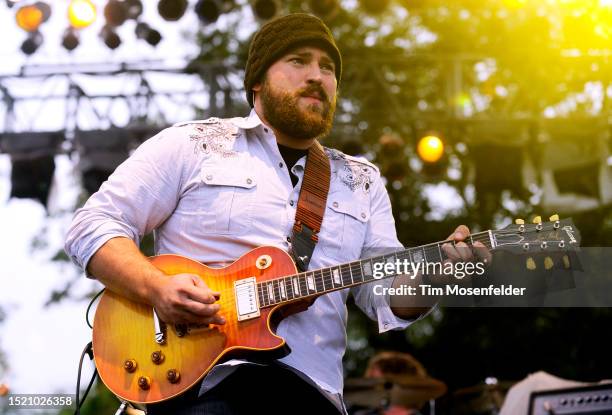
[{"x1": 0, "y1": 1, "x2": 465, "y2": 409}]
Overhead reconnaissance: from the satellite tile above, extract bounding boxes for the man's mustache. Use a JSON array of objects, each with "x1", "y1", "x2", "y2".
[{"x1": 298, "y1": 84, "x2": 329, "y2": 104}]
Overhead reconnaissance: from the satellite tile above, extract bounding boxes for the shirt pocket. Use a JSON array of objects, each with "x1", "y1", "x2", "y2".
[
  {"x1": 319, "y1": 195, "x2": 370, "y2": 261},
  {"x1": 190, "y1": 163, "x2": 257, "y2": 235}
]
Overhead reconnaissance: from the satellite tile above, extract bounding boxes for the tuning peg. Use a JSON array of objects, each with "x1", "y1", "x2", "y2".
[
  {"x1": 544, "y1": 256, "x2": 554, "y2": 270},
  {"x1": 562, "y1": 255, "x2": 570, "y2": 269},
  {"x1": 526, "y1": 257, "x2": 536, "y2": 270},
  {"x1": 515, "y1": 218, "x2": 525, "y2": 225},
  {"x1": 532, "y1": 215, "x2": 543, "y2": 231},
  {"x1": 550, "y1": 213, "x2": 560, "y2": 229}
]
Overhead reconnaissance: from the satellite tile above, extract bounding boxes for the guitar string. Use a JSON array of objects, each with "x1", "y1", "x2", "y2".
[
  {"x1": 204, "y1": 228, "x2": 552, "y2": 306},
  {"x1": 175, "y1": 226, "x2": 564, "y2": 310},
  {"x1": 195, "y1": 230, "x2": 510, "y2": 305},
  {"x1": 201, "y1": 231, "x2": 494, "y2": 298},
  {"x1": 199, "y1": 232, "x2": 500, "y2": 310}
]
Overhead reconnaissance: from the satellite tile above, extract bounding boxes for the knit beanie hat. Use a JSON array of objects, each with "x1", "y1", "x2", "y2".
[{"x1": 244, "y1": 13, "x2": 342, "y2": 107}]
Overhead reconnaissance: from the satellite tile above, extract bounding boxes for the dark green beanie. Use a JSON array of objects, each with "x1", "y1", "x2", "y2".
[{"x1": 244, "y1": 13, "x2": 342, "y2": 107}]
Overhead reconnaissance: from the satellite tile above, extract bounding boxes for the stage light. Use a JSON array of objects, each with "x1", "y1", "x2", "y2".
[
  {"x1": 195, "y1": 0, "x2": 220, "y2": 24},
  {"x1": 135, "y1": 22, "x2": 162, "y2": 46},
  {"x1": 16, "y1": 5, "x2": 43, "y2": 32},
  {"x1": 68, "y1": 0, "x2": 96, "y2": 29},
  {"x1": 125, "y1": 0, "x2": 143, "y2": 19},
  {"x1": 21, "y1": 30, "x2": 43, "y2": 55},
  {"x1": 62, "y1": 27, "x2": 79, "y2": 51},
  {"x1": 417, "y1": 134, "x2": 444, "y2": 163},
  {"x1": 104, "y1": 0, "x2": 128, "y2": 27},
  {"x1": 100, "y1": 25, "x2": 121, "y2": 49},
  {"x1": 309, "y1": 0, "x2": 340, "y2": 19},
  {"x1": 252, "y1": 0, "x2": 279, "y2": 20},
  {"x1": 158, "y1": 0, "x2": 188, "y2": 21}
]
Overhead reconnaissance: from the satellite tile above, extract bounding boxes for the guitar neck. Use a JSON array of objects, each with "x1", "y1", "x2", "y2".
[{"x1": 256, "y1": 230, "x2": 495, "y2": 308}]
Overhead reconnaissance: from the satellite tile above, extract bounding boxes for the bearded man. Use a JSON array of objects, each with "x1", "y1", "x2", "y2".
[{"x1": 65, "y1": 13, "x2": 480, "y2": 415}]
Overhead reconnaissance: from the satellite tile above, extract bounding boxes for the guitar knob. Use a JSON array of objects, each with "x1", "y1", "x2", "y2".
[
  {"x1": 167, "y1": 369, "x2": 181, "y2": 384},
  {"x1": 514, "y1": 218, "x2": 525, "y2": 225},
  {"x1": 123, "y1": 359, "x2": 137, "y2": 373},
  {"x1": 526, "y1": 257, "x2": 536, "y2": 270},
  {"x1": 544, "y1": 256, "x2": 554, "y2": 270},
  {"x1": 138, "y1": 376, "x2": 151, "y2": 390},
  {"x1": 151, "y1": 351, "x2": 165, "y2": 365}
]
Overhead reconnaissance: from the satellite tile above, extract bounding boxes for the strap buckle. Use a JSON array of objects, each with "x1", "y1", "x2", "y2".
[{"x1": 291, "y1": 222, "x2": 317, "y2": 272}]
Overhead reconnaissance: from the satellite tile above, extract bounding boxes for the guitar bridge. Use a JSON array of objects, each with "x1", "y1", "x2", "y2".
[{"x1": 234, "y1": 277, "x2": 260, "y2": 321}]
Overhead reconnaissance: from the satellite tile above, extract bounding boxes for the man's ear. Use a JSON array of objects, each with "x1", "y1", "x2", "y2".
[{"x1": 252, "y1": 82, "x2": 262, "y2": 92}]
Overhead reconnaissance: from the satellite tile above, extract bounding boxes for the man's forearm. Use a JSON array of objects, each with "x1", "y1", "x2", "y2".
[{"x1": 87, "y1": 236, "x2": 165, "y2": 305}]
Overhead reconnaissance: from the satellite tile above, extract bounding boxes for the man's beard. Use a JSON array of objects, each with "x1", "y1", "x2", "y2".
[{"x1": 260, "y1": 79, "x2": 336, "y2": 141}]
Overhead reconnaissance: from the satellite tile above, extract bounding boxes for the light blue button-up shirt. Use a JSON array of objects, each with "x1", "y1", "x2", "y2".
[{"x1": 65, "y1": 110, "x2": 411, "y2": 411}]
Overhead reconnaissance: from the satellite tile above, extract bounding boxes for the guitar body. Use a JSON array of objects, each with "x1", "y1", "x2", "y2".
[{"x1": 93, "y1": 246, "x2": 298, "y2": 404}]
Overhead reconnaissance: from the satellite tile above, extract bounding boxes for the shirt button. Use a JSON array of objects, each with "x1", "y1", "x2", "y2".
[
  {"x1": 361, "y1": 212, "x2": 366, "y2": 219},
  {"x1": 332, "y1": 201, "x2": 339, "y2": 208},
  {"x1": 206, "y1": 174, "x2": 213, "y2": 180},
  {"x1": 383, "y1": 322, "x2": 389, "y2": 329},
  {"x1": 279, "y1": 162, "x2": 284, "y2": 168},
  {"x1": 289, "y1": 200, "x2": 294, "y2": 206},
  {"x1": 286, "y1": 236, "x2": 291, "y2": 242},
  {"x1": 264, "y1": 127, "x2": 269, "y2": 133},
  {"x1": 246, "y1": 178, "x2": 253, "y2": 185}
]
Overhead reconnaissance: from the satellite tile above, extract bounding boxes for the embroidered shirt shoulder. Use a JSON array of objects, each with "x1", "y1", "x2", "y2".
[
  {"x1": 172, "y1": 117, "x2": 240, "y2": 158},
  {"x1": 325, "y1": 147, "x2": 379, "y2": 194}
]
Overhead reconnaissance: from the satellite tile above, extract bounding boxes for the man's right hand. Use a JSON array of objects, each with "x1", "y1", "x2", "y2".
[{"x1": 148, "y1": 273, "x2": 226, "y2": 326}]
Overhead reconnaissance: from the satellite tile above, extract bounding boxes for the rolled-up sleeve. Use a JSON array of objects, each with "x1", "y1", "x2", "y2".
[
  {"x1": 350, "y1": 173, "x2": 413, "y2": 333},
  {"x1": 64, "y1": 127, "x2": 186, "y2": 272}
]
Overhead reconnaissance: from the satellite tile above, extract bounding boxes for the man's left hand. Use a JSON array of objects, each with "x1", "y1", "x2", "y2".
[{"x1": 441, "y1": 224, "x2": 492, "y2": 268}]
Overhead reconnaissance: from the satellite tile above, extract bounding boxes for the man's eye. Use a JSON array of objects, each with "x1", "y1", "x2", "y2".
[
  {"x1": 321, "y1": 64, "x2": 334, "y2": 72},
  {"x1": 290, "y1": 58, "x2": 304, "y2": 64}
]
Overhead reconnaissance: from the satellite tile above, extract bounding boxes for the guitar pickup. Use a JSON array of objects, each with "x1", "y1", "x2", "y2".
[{"x1": 234, "y1": 277, "x2": 260, "y2": 321}]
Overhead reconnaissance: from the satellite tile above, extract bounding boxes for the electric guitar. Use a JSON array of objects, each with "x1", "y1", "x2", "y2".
[{"x1": 92, "y1": 215, "x2": 581, "y2": 403}]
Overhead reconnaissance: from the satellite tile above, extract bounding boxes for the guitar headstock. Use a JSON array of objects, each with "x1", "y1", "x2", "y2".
[{"x1": 491, "y1": 214, "x2": 581, "y2": 271}]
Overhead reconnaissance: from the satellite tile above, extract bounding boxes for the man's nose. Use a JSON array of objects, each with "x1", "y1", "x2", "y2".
[{"x1": 305, "y1": 62, "x2": 324, "y2": 82}]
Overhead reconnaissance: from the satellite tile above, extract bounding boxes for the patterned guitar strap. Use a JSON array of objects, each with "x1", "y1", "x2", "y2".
[{"x1": 290, "y1": 139, "x2": 331, "y2": 273}]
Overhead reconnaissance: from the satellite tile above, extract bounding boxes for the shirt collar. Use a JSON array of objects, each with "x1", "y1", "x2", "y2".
[{"x1": 230, "y1": 108, "x2": 264, "y2": 130}]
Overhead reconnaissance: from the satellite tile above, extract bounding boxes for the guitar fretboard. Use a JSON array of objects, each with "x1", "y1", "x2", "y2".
[{"x1": 256, "y1": 231, "x2": 494, "y2": 308}]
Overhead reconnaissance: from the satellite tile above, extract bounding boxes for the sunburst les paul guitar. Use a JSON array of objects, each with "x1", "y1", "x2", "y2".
[{"x1": 92, "y1": 216, "x2": 580, "y2": 403}]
